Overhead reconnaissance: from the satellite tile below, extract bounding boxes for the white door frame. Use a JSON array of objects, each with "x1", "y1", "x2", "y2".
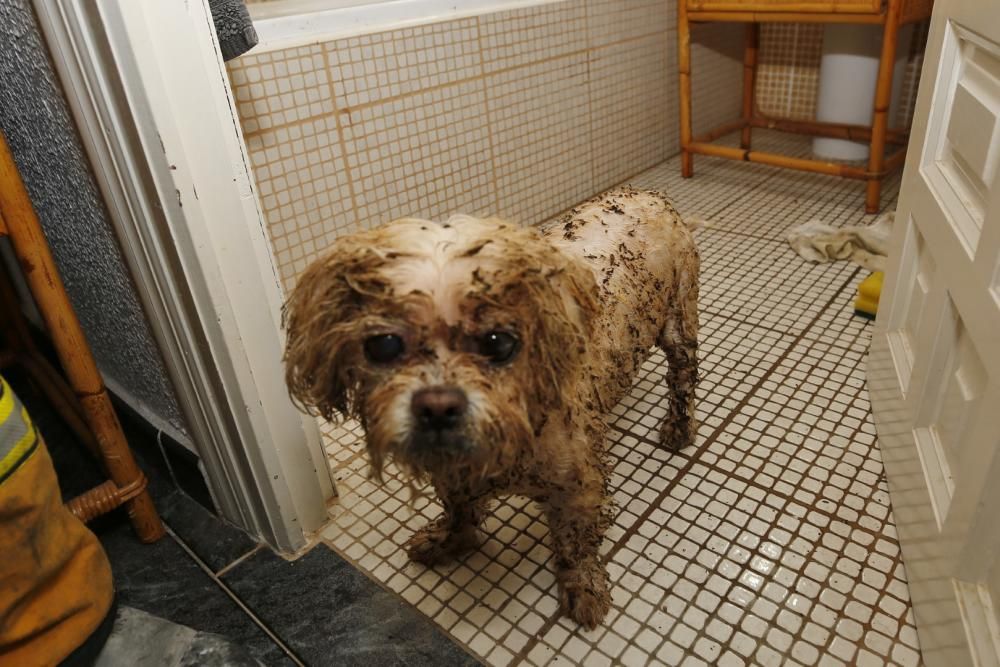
[{"x1": 32, "y1": 0, "x2": 335, "y2": 551}]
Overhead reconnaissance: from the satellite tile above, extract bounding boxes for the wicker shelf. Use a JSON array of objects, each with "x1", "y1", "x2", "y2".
[{"x1": 678, "y1": 0, "x2": 933, "y2": 212}]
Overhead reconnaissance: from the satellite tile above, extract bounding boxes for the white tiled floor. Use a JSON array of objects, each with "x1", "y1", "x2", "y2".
[{"x1": 318, "y1": 133, "x2": 920, "y2": 666}]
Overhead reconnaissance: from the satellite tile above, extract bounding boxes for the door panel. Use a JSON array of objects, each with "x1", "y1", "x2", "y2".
[{"x1": 869, "y1": 2, "x2": 1000, "y2": 665}]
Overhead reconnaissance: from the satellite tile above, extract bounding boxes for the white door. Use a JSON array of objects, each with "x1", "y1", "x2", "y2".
[{"x1": 868, "y1": 0, "x2": 1000, "y2": 664}]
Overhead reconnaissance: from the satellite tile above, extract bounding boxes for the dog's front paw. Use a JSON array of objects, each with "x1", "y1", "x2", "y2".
[
  {"x1": 559, "y1": 570, "x2": 611, "y2": 630},
  {"x1": 404, "y1": 519, "x2": 479, "y2": 566}
]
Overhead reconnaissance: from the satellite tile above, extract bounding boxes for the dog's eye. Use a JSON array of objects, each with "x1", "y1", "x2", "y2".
[
  {"x1": 478, "y1": 331, "x2": 519, "y2": 365},
  {"x1": 364, "y1": 334, "x2": 405, "y2": 364}
]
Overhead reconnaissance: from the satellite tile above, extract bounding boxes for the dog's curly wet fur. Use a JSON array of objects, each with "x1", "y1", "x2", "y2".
[{"x1": 283, "y1": 187, "x2": 700, "y2": 629}]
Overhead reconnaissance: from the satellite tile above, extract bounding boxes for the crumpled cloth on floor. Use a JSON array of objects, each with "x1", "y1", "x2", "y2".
[{"x1": 787, "y1": 210, "x2": 894, "y2": 272}]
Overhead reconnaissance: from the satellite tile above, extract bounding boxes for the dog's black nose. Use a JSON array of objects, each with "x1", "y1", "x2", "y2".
[{"x1": 411, "y1": 386, "x2": 468, "y2": 431}]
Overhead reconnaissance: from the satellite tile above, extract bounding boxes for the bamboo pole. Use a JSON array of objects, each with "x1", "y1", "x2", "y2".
[
  {"x1": 688, "y1": 10, "x2": 885, "y2": 24},
  {"x1": 0, "y1": 130, "x2": 164, "y2": 543},
  {"x1": 678, "y1": 0, "x2": 694, "y2": 177},
  {"x1": 749, "y1": 116, "x2": 908, "y2": 144},
  {"x1": 687, "y1": 141, "x2": 871, "y2": 179},
  {"x1": 694, "y1": 119, "x2": 749, "y2": 144},
  {"x1": 741, "y1": 23, "x2": 760, "y2": 149},
  {"x1": 686, "y1": 0, "x2": 882, "y2": 14},
  {"x1": 866, "y1": 0, "x2": 902, "y2": 212}
]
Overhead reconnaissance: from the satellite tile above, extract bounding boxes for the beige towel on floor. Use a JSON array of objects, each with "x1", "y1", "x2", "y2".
[{"x1": 787, "y1": 211, "x2": 894, "y2": 272}]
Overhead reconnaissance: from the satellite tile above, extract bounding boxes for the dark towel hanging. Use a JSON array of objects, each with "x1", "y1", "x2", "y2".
[{"x1": 209, "y1": 0, "x2": 258, "y2": 61}]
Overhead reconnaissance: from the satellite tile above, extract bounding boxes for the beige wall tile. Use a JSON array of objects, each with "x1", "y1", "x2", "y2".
[
  {"x1": 690, "y1": 23, "x2": 745, "y2": 137},
  {"x1": 228, "y1": 0, "x2": 770, "y2": 291},
  {"x1": 589, "y1": 34, "x2": 675, "y2": 192},
  {"x1": 479, "y1": 0, "x2": 588, "y2": 73},
  {"x1": 342, "y1": 78, "x2": 498, "y2": 226},
  {"x1": 587, "y1": 0, "x2": 672, "y2": 49},
  {"x1": 485, "y1": 53, "x2": 593, "y2": 225},
  {"x1": 327, "y1": 19, "x2": 483, "y2": 110},
  {"x1": 244, "y1": 115, "x2": 356, "y2": 289},
  {"x1": 227, "y1": 44, "x2": 334, "y2": 134}
]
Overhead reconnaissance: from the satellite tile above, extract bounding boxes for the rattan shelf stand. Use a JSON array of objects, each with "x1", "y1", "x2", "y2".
[{"x1": 678, "y1": 0, "x2": 933, "y2": 213}]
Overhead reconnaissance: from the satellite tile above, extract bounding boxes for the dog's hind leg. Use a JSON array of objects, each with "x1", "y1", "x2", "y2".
[
  {"x1": 405, "y1": 484, "x2": 485, "y2": 566},
  {"x1": 656, "y1": 264, "x2": 699, "y2": 453}
]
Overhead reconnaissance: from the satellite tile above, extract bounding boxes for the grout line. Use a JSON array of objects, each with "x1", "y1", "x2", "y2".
[
  {"x1": 581, "y1": 0, "x2": 596, "y2": 203},
  {"x1": 784, "y1": 24, "x2": 799, "y2": 119},
  {"x1": 700, "y1": 430, "x2": 897, "y2": 548},
  {"x1": 701, "y1": 306, "x2": 873, "y2": 356},
  {"x1": 476, "y1": 13, "x2": 503, "y2": 217},
  {"x1": 613, "y1": 457, "x2": 909, "y2": 666},
  {"x1": 688, "y1": 385, "x2": 913, "y2": 665},
  {"x1": 164, "y1": 527, "x2": 307, "y2": 667},
  {"x1": 323, "y1": 42, "x2": 362, "y2": 241}
]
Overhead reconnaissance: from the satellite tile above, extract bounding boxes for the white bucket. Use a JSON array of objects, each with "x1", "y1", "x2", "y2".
[{"x1": 812, "y1": 24, "x2": 914, "y2": 161}]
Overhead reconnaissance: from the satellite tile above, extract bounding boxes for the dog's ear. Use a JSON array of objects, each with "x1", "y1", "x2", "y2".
[
  {"x1": 282, "y1": 240, "x2": 388, "y2": 421},
  {"x1": 522, "y1": 248, "x2": 600, "y2": 415}
]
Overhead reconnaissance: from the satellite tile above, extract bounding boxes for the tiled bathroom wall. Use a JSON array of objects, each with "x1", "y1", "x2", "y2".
[
  {"x1": 754, "y1": 21, "x2": 930, "y2": 127},
  {"x1": 227, "y1": 0, "x2": 743, "y2": 290}
]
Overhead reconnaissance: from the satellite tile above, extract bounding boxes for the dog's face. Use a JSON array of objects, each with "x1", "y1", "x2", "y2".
[{"x1": 283, "y1": 216, "x2": 599, "y2": 484}]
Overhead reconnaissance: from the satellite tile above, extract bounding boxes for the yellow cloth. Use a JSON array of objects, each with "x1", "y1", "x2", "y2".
[{"x1": 0, "y1": 376, "x2": 114, "y2": 666}]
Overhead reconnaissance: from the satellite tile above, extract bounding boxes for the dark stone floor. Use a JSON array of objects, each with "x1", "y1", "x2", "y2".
[{"x1": 5, "y1": 369, "x2": 479, "y2": 666}]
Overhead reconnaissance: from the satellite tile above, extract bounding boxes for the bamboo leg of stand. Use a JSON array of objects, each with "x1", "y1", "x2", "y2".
[
  {"x1": 741, "y1": 23, "x2": 760, "y2": 149},
  {"x1": 866, "y1": 4, "x2": 901, "y2": 213},
  {"x1": 679, "y1": 1, "x2": 694, "y2": 177}
]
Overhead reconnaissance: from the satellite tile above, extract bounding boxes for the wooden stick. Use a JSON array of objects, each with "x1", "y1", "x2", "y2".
[
  {"x1": 679, "y1": 0, "x2": 694, "y2": 177},
  {"x1": 694, "y1": 119, "x2": 749, "y2": 143},
  {"x1": 688, "y1": 10, "x2": 885, "y2": 24},
  {"x1": 687, "y1": 141, "x2": 871, "y2": 179},
  {"x1": 686, "y1": 0, "x2": 882, "y2": 14},
  {"x1": 866, "y1": 0, "x2": 902, "y2": 212},
  {"x1": 742, "y1": 23, "x2": 760, "y2": 149},
  {"x1": 0, "y1": 130, "x2": 164, "y2": 543},
  {"x1": 750, "y1": 116, "x2": 908, "y2": 144}
]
